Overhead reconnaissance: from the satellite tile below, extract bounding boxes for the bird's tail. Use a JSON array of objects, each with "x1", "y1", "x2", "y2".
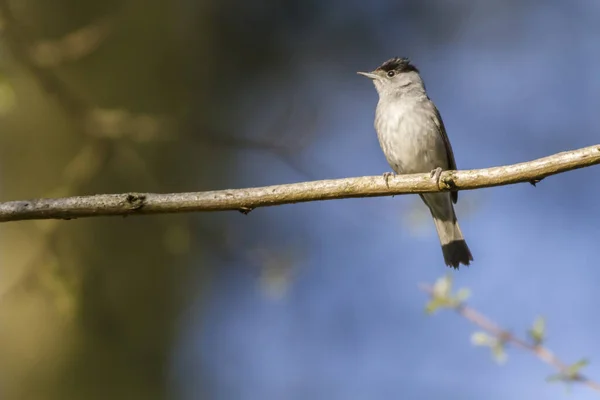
[{"x1": 432, "y1": 215, "x2": 473, "y2": 269}]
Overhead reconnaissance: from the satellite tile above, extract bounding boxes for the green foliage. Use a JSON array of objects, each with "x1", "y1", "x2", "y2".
[
  {"x1": 547, "y1": 359, "x2": 589, "y2": 384},
  {"x1": 425, "y1": 276, "x2": 594, "y2": 390},
  {"x1": 425, "y1": 275, "x2": 470, "y2": 314},
  {"x1": 471, "y1": 332, "x2": 507, "y2": 364},
  {"x1": 528, "y1": 316, "x2": 546, "y2": 346}
]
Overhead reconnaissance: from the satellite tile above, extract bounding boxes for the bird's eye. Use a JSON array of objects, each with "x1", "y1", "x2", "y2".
[{"x1": 387, "y1": 70, "x2": 395, "y2": 77}]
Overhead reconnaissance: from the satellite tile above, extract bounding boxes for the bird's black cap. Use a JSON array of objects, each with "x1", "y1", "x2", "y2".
[{"x1": 375, "y1": 57, "x2": 419, "y2": 74}]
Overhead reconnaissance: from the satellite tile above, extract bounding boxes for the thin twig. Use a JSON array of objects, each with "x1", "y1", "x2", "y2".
[
  {"x1": 420, "y1": 284, "x2": 600, "y2": 392},
  {"x1": 0, "y1": 144, "x2": 598, "y2": 223}
]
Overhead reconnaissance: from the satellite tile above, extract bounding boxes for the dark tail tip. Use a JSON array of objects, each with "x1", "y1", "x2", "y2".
[{"x1": 442, "y1": 240, "x2": 473, "y2": 269}]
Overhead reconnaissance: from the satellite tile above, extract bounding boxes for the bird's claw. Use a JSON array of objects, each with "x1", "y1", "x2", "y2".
[
  {"x1": 430, "y1": 167, "x2": 443, "y2": 188},
  {"x1": 382, "y1": 172, "x2": 395, "y2": 188}
]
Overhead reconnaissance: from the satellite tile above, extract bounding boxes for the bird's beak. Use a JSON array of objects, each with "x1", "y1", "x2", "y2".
[{"x1": 357, "y1": 71, "x2": 379, "y2": 80}]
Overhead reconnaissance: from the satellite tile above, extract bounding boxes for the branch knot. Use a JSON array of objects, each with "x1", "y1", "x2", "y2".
[{"x1": 125, "y1": 193, "x2": 146, "y2": 210}]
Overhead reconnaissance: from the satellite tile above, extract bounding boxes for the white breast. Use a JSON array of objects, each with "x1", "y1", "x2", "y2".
[{"x1": 374, "y1": 97, "x2": 448, "y2": 175}]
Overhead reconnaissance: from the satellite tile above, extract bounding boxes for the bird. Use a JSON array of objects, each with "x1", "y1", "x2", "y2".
[{"x1": 358, "y1": 57, "x2": 472, "y2": 269}]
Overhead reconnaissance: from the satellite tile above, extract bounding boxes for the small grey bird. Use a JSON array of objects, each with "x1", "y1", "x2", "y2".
[{"x1": 358, "y1": 57, "x2": 472, "y2": 268}]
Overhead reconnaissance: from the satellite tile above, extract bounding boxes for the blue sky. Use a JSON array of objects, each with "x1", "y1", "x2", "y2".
[{"x1": 172, "y1": 2, "x2": 600, "y2": 398}]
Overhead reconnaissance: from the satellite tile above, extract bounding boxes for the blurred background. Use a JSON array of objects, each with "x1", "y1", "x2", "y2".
[{"x1": 0, "y1": 0, "x2": 599, "y2": 399}]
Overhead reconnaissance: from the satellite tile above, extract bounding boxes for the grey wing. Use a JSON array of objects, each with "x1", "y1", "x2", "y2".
[{"x1": 430, "y1": 101, "x2": 458, "y2": 204}]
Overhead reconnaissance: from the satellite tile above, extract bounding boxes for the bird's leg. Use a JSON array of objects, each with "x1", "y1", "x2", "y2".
[
  {"x1": 382, "y1": 171, "x2": 396, "y2": 188},
  {"x1": 430, "y1": 167, "x2": 443, "y2": 188}
]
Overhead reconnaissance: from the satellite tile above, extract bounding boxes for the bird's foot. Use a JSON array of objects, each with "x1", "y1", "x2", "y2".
[
  {"x1": 430, "y1": 167, "x2": 443, "y2": 188},
  {"x1": 382, "y1": 172, "x2": 396, "y2": 188}
]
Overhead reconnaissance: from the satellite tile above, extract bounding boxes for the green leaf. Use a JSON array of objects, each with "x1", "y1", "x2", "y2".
[
  {"x1": 566, "y1": 359, "x2": 589, "y2": 379},
  {"x1": 528, "y1": 316, "x2": 545, "y2": 346},
  {"x1": 471, "y1": 331, "x2": 493, "y2": 346},
  {"x1": 546, "y1": 374, "x2": 562, "y2": 383},
  {"x1": 455, "y1": 288, "x2": 471, "y2": 302},
  {"x1": 425, "y1": 298, "x2": 444, "y2": 314},
  {"x1": 425, "y1": 275, "x2": 471, "y2": 313},
  {"x1": 491, "y1": 341, "x2": 507, "y2": 364},
  {"x1": 546, "y1": 359, "x2": 589, "y2": 385},
  {"x1": 432, "y1": 275, "x2": 453, "y2": 299}
]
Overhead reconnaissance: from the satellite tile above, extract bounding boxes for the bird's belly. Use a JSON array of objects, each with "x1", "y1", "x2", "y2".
[
  {"x1": 375, "y1": 107, "x2": 448, "y2": 175},
  {"x1": 380, "y1": 134, "x2": 441, "y2": 174}
]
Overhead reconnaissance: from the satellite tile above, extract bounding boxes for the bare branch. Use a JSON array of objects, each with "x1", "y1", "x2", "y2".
[{"x1": 0, "y1": 145, "x2": 598, "y2": 223}]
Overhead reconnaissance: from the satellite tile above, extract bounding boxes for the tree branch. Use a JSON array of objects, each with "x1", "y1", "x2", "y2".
[
  {"x1": 0, "y1": 145, "x2": 599, "y2": 223},
  {"x1": 420, "y1": 280, "x2": 600, "y2": 392}
]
